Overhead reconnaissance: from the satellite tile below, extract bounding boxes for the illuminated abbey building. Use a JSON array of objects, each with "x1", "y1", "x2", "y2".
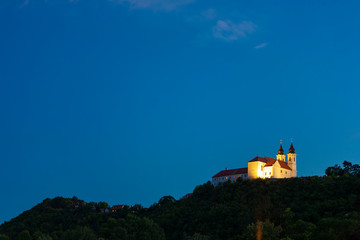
[{"x1": 212, "y1": 142, "x2": 297, "y2": 185}]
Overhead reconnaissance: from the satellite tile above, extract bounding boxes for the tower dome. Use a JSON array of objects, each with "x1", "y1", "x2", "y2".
[
  {"x1": 289, "y1": 143, "x2": 295, "y2": 153},
  {"x1": 278, "y1": 144, "x2": 284, "y2": 155}
]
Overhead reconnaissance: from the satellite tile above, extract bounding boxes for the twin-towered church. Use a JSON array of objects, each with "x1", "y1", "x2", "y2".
[{"x1": 212, "y1": 142, "x2": 297, "y2": 185}]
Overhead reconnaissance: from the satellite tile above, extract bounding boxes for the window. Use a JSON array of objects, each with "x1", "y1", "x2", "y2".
[
  {"x1": 281, "y1": 170, "x2": 282, "y2": 173},
  {"x1": 285, "y1": 171, "x2": 287, "y2": 174},
  {"x1": 265, "y1": 172, "x2": 267, "y2": 175}
]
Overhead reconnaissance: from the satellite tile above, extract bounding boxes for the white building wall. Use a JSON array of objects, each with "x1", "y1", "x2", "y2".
[
  {"x1": 248, "y1": 162, "x2": 266, "y2": 179},
  {"x1": 273, "y1": 162, "x2": 291, "y2": 178},
  {"x1": 212, "y1": 173, "x2": 248, "y2": 186},
  {"x1": 276, "y1": 154, "x2": 286, "y2": 161},
  {"x1": 287, "y1": 153, "x2": 297, "y2": 177},
  {"x1": 263, "y1": 166, "x2": 274, "y2": 178}
]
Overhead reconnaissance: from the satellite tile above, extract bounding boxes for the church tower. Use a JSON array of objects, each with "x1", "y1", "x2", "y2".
[
  {"x1": 276, "y1": 142, "x2": 286, "y2": 161},
  {"x1": 287, "y1": 141, "x2": 297, "y2": 177}
]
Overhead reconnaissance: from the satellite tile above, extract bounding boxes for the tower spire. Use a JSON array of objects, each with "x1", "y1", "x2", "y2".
[
  {"x1": 278, "y1": 140, "x2": 284, "y2": 155},
  {"x1": 287, "y1": 138, "x2": 297, "y2": 177},
  {"x1": 289, "y1": 139, "x2": 295, "y2": 153}
]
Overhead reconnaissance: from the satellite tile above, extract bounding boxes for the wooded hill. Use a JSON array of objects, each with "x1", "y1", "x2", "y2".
[{"x1": 1, "y1": 162, "x2": 360, "y2": 240}]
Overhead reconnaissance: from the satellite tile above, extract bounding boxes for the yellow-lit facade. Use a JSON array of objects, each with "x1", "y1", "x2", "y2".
[
  {"x1": 212, "y1": 142, "x2": 297, "y2": 184},
  {"x1": 248, "y1": 143, "x2": 297, "y2": 179}
]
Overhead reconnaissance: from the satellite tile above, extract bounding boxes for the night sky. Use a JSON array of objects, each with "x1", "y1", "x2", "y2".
[{"x1": 1, "y1": 0, "x2": 360, "y2": 224}]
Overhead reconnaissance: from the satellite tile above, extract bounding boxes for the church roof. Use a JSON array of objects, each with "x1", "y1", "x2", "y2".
[
  {"x1": 248, "y1": 156, "x2": 268, "y2": 163},
  {"x1": 264, "y1": 158, "x2": 292, "y2": 170},
  {"x1": 264, "y1": 157, "x2": 276, "y2": 166},
  {"x1": 250, "y1": 156, "x2": 293, "y2": 170},
  {"x1": 212, "y1": 167, "x2": 248, "y2": 178},
  {"x1": 278, "y1": 161, "x2": 292, "y2": 170},
  {"x1": 248, "y1": 156, "x2": 277, "y2": 163}
]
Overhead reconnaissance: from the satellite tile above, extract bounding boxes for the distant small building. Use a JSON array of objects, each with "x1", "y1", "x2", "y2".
[
  {"x1": 99, "y1": 208, "x2": 109, "y2": 213},
  {"x1": 212, "y1": 168, "x2": 248, "y2": 185},
  {"x1": 73, "y1": 200, "x2": 86, "y2": 208},
  {"x1": 110, "y1": 204, "x2": 126, "y2": 212},
  {"x1": 181, "y1": 193, "x2": 193, "y2": 199},
  {"x1": 212, "y1": 142, "x2": 297, "y2": 185}
]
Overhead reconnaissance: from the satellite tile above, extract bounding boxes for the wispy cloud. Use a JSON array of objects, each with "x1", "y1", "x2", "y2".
[
  {"x1": 20, "y1": 0, "x2": 29, "y2": 8},
  {"x1": 213, "y1": 20, "x2": 256, "y2": 41},
  {"x1": 20, "y1": 0, "x2": 193, "y2": 10},
  {"x1": 113, "y1": 0, "x2": 194, "y2": 10},
  {"x1": 19, "y1": 0, "x2": 80, "y2": 7},
  {"x1": 254, "y1": 42, "x2": 267, "y2": 49},
  {"x1": 201, "y1": 8, "x2": 216, "y2": 20}
]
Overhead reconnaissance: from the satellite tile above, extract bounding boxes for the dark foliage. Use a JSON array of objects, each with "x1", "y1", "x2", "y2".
[
  {"x1": 144, "y1": 175, "x2": 360, "y2": 240},
  {"x1": 326, "y1": 161, "x2": 360, "y2": 177},
  {"x1": 2, "y1": 162, "x2": 360, "y2": 240},
  {"x1": 0, "y1": 198, "x2": 164, "y2": 240}
]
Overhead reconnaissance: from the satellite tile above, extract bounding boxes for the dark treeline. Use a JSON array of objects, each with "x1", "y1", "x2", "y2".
[{"x1": 1, "y1": 161, "x2": 360, "y2": 240}]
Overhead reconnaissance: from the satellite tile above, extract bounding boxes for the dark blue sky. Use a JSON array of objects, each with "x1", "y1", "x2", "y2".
[{"x1": 1, "y1": 0, "x2": 360, "y2": 223}]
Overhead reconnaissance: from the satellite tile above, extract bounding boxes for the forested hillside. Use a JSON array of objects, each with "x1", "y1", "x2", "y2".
[{"x1": 1, "y1": 162, "x2": 360, "y2": 240}]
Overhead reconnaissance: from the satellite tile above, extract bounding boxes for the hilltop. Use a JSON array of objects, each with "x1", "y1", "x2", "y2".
[{"x1": 1, "y1": 162, "x2": 360, "y2": 240}]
